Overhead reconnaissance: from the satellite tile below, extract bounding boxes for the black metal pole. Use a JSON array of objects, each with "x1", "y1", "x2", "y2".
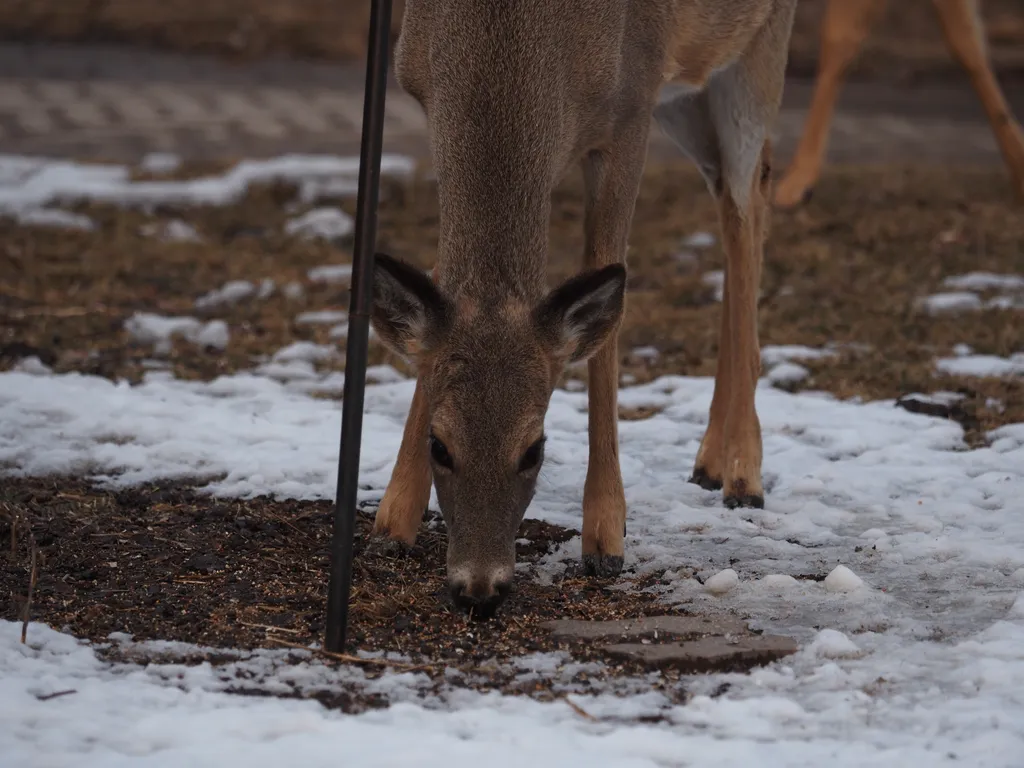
[{"x1": 325, "y1": 0, "x2": 393, "y2": 653}]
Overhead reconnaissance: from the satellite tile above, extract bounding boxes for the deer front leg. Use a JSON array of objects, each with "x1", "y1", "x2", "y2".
[
  {"x1": 372, "y1": 374, "x2": 432, "y2": 546},
  {"x1": 579, "y1": 133, "x2": 649, "y2": 578},
  {"x1": 931, "y1": 0, "x2": 1024, "y2": 202},
  {"x1": 774, "y1": 0, "x2": 887, "y2": 208}
]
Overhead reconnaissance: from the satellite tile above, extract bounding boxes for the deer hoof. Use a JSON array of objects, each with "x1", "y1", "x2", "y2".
[
  {"x1": 365, "y1": 533, "x2": 414, "y2": 557},
  {"x1": 724, "y1": 492, "x2": 764, "y2": 510},
  {"x1": 689, "y1": 467, "x2": 723, "y2": 491},
  {"x1": 583, "y1": 553, "x2": 624, "y2": 579}
]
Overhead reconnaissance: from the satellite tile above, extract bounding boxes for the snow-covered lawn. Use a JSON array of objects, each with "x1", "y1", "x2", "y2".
[{"x1": 2, "y1": 359, "x2": 1023, "y2": 765}]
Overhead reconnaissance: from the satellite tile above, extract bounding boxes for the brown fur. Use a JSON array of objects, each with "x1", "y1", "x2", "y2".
[
  {"x1": 370, "y1": 0, "x2": 798, "y2": 614},
  {"x1": 775, "y1": 0, "x2": 1024, "y2": 208}
]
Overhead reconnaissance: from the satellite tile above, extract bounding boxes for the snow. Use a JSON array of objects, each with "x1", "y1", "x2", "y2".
[
  {"x1": 12, "y1": 207, "x2": 95, "y2": 231},
  {"x1": 140, "y1": 219, "x2": 203, "y2": 243},
  {"x1": 295, "y1": 310, "x2": 348, "y2": 325},
  {"x1": 942, "y1": 272, "x2": 1024, "y2": 292},
  {"x1": 139, "y1": 151, "x2": 182, "y2": 175},
  {"x1": 935, "y1": 353, "x2": 1024, "y2": 378},
  {"x1": 916, "y1": 291, "x2": 983, "y2": 314},
  {"x1": 124, "y1": 313, "x2": 229, "y2": 354},
  {"x1": 282, "y1": 281, "x2": 305, "y2": 300},
  {"x1": 683, "y1": 231, "x2": 716, "y2": 248},
  {"x1": 194, "y1": 280, "x2": 257, "y2": 310},
  {"x1": 807, "y1": 629, "x2": 863, "y2": 659},
  {"x1": 285, "y1": 208, "x2": 355, "y2": 241},
  {"x1": 766, "y1": 362, "x2": 809, "y2": 386},
  {"x1": 702, "y1": 270, "x2": 724, "y2": 301},
  {"x1": 271, "y1": 341, "x2": 339, "y2": 364},
  {"x1": 307, "y1": 263, "x2": 353, "y2": 284},
  {"x1": 0, "y1": 153, "x2": 416, "y2": 212}
]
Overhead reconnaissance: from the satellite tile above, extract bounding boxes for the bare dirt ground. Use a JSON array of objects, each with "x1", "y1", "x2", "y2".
[{"x1": 2, "y1": 0, "x2": 1024, "y2": 82}]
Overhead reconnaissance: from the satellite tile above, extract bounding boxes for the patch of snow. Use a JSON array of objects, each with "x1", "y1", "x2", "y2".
[
  {"x1": 702, "y1": 270, "x2": 724, "y2": 301},
  {"x1": 307, "y1": 264, "x2": 353, "y2": 284},
  {"x1": 766, "y1": 362, "x2": 809, "y2": 386},
  {"x1": 140, "y1": 219, "x2": 202, "y2": 243},
  {"x1": 328, "y1": 323, "x2": 348, "y2": 340},
  {"x1": 760, "y1": 345, "x2": 837, "y2": 368},
  {"x1": 194, "y1": 320, "x2": 230, "y2": 351},
  {"x1": 295, "y1": 310, "x2": 347, "y2": 325},
  {"x1": 124, "y1": 313, "x2": 228, "y2": 354},
  {"x1": 11, "y1": 356, "x2": 52, "y2": 375},
  {"x1": 916, "y1": 291, "x2": 983, "y2": 314},
  {"x1": 272, "y1": 342, "x2": 338, "y2": 364},
  {"x1": 936, "y1": 353, "x2": 1024, "y2": 378},
  {"x1": 366, "y1": 365, "x2": 406, "y2": 384},
  {"x1": 285, "y1": 208, "x2": 354, "y2": 241},
  {"x1": 0, "y1": 153, "x2": 415, "y2": 212},
  {"x1": 942, "y1": 272, "x2": 1024, "y2": 292},
  {"x1": 13, "y1": 207, "x2": 95, "y2": 231},
  {"x1": 282, "y1": 281, "x2": 305, "y2": 301},
  {"x1": 631, "y1": 346, "x2": 659, "y2": 361},
  {"x1": 139, "y1": 151, "x2": 182, "y2": 175},
  {"x1": 195, "y1": 280, "x2": 256, "y2": 310},
  {"x1": 807, "y1": 629, "x2": 862, "y2": 659},
  {"x1": 683, "y1": 231, "x2": 716, "y2": 249},
  {"x1": 258, "y1": 278, "x2": 276, "y2": 299}
]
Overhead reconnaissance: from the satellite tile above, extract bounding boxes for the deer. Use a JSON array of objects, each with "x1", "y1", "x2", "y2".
[
  {"x1": 774, "y1": 0, "x2": 1024, "y2": 208},
  {"x1": 368, "y1": 0, "x2": 798, "y2": 618}
]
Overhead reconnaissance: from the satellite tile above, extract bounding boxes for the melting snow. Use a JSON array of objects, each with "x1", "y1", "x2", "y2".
[{"x1": 285, "y1": 208, "x2": 354, "y2": 241}]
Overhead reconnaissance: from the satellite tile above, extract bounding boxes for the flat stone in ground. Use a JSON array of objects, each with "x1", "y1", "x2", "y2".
[
  {"x1": 604, "y1": 634, "x2": 799, "y2": 673},
  {"x1": 540, "y1": 615, "x2": 749, "y2": 642}
]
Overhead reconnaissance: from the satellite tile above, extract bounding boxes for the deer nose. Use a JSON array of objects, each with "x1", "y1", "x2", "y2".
[{"x1": 448, "y1": 573, "x2": 512, "y2": 619}]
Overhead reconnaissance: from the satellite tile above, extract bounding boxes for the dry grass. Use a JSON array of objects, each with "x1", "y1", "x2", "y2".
[{"x1": 1, "y1": 0, "x2": 1022, "y2": 81}]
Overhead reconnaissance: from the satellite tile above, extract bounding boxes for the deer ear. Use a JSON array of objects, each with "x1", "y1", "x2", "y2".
[
  {"x1": 371, "y1": 254, "x2": 452, "y2": 358},
  {"x1": 534, "y1": 263, "x2": 626, "y2": 363}
]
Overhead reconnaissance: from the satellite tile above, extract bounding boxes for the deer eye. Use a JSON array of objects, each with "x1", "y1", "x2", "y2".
[
  {"x1": 518, "y1": 436, "x2": 546, "y2": 474},
  {"x1": 429, "y1": 433, "x2": 454, "y2": 471}
]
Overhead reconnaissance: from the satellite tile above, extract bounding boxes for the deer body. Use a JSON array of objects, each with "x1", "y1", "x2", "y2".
[{"x1": 371, "y1": 0, "x2": 798, "y2": 616}]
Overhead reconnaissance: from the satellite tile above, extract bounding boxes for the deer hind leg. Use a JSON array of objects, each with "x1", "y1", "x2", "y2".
[
  {"x1": 579, "y1": 123, "x2": 651, "y2": 578},
  {"x1": 931, "y1": 0, "x2": 1024, "y2": 201},
  {"x1": 774, "y1": 0, "x2": 888, "y2": 208}
]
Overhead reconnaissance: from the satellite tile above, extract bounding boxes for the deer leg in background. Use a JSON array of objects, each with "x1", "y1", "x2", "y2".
[
  {"x1": 579, "y1": 124, "x2": 650, "y2": 577},
  {"x1": 932, "y1": 0, "x2": 1024, "y2": 202},
  {"x1": 774, "y1": 0, "x2": 888, "y2": 208}
]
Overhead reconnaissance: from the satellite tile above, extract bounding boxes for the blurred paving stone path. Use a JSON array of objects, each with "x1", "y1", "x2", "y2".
[{"x1": 0, "y1": 42, "x2": 1021, "y2": 165}]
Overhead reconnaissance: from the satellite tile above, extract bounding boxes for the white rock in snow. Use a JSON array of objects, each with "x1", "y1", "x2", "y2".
[
  {"x1": 808, "y1": 629, "x2": 863, "y2": 659},
  {"x1": 705, "y1": 568, "x2": 739, "y2": 595},
  {"x1": 824, "y1": 565, "x2": 865, "y2": 593}
]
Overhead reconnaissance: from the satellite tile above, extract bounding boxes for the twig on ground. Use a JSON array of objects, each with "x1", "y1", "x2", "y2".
[
  {"x1": 562, "y1": 694, "x2": 597, "y2": 721},
  {"x1": 21, "y1": 544, "x2": 37, "y2": 644},
  {"x1": 238, "y1": 621, "x2": 303, "y2": 635},
  {"x1": 266, "y1": 637, "x2": 438, "y2": 672},
  {"x1": 36, "y1": 689, "x2": 77, "y2": 701}
]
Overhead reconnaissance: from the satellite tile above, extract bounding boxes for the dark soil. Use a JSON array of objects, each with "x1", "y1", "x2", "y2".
[
  {"x1": 1, "y1": 475, "x2": 702, "y2": 711},
  {"x1": 3, "y1": 0, "x2": 1023, "y2": 83}
]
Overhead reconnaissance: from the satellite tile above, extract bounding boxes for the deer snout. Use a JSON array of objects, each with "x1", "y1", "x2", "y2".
[{"x1": 448, "y1": 567, "x2": 513, "y2": 619}]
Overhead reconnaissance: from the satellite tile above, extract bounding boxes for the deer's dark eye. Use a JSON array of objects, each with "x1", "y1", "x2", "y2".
[
  {"x1": 518, "y1": 437, "x2": 546, "y2": 474},
  {"x1": 429, "y1": 434, "x2": 454, "y2": 471}
]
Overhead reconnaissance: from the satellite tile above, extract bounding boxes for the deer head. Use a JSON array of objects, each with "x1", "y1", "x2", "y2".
[{"x1": 370, "y1": 253, "x2": 626, "y2": 616}]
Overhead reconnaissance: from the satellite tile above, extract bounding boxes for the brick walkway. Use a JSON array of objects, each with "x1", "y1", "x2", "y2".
[{"x1": 0, "y1": 42, "x2": 1020, "y2": 164}]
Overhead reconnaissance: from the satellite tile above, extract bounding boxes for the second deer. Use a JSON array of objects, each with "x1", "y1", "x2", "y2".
[
  {"x1": 775, "y1": 0, "x2": 1024, "y2": 208},
  {"x1": 369, "y1": 0, "x2": 798, "y2": 617}
]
